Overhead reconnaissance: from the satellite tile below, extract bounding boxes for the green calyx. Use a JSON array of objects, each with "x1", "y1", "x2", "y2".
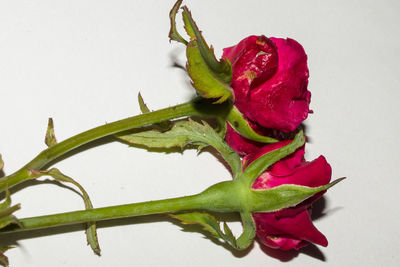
[
  {"x1": 168, "y1": 130, "x2": 344, "y2": 250},
  {"x1": 171, "y1": 165, "x2": 344, "y2": 250}
]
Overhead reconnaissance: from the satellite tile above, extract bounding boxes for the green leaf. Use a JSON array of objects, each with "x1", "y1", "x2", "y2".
[
  {"x1": 236, "y1": 212, "x2": 256, "y2": 249},
  {"x1": 85, "y1": 221, "x2": 100, "y2": 256},
  {"x1": 117, "y1": 119, "x2": 242, "y2": 177},
  {"x1": 242, "y1": 130, "x2": 305, "y2": 186},
  {"x1": 29, "y1": 168, "x2": 101, "y2": 255},
  {"x1": 45, "y1": 118, "x2": 57, "y2": 147},
  {"x1": 248, "y1": 178, "x2": 346, "y2": 212},
  {"x1": 171, "y1": 212, "x2": 221, "y2": 238},
  {"x1": 168, "y1": 0, "x2": 188, "y2": 44},
  {"x1": 181, "y1": 6, "x2": 233, "y2": 103},
  {"x1": 171, "y1": 211, "x2": 256, "y2": 250},
  {"x1": 226, "y1": 105, "x2": 278, "y2": 143}
]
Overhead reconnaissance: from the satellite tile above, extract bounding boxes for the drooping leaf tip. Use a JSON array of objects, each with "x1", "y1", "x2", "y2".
[{"x1": 168, "y1": 0, "x2": 188, "y2": 45}]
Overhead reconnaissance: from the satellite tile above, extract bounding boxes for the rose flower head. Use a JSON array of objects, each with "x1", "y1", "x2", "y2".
[
  {"x1": 224, "y1": 35, "x2": 311, "y2": 155},
  {"x1": 243, "y1": 141, "x2": 332, "y2": 250}
]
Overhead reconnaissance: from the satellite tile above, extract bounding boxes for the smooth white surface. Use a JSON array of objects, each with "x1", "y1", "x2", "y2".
[{"x1": 0, "y1": 0, "x2": 399, "y2": 266}]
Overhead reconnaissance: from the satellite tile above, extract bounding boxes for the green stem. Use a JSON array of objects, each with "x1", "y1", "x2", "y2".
[
  {"x1": 5, "y1": 194, "x2": 204, "y2": 232},
  {"x1": 4, "y1": 180, "x2": 236, "y2": 232},
  {"x1": 0, "y1": 99, "x2": 231, "y2": 193}
]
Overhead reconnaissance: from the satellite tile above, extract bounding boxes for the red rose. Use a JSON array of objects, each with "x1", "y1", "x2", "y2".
[
  {"x1": 243, "y1": 141, "x2": 332, "y2": 250},
  {"x1": 224, "y1": 35, "x2": 311, "y2": 155}
]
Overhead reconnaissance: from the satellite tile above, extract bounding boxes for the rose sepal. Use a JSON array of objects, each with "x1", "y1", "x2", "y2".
[
  {"x1": 247, "y1": 178, "x2": 345, "y2": 212},
  {"x1": 169, "y1": 0, "x2": 233, "y2": 103},
  {"x1": 225, "y1": 105, "x2": 278, "y2": 144},
  {"x1": 241, "y1": 129, "x2": 305, "y2": 185}
]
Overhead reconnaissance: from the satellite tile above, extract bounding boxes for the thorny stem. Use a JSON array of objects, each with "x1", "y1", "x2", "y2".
[{"x1": 0, "y1": 98, "x2": 231, "y2": 193}]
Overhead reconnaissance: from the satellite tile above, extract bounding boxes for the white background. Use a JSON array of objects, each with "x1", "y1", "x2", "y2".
[{"x1": 0, "y1": 0, "x2": 399, "y2": 266}]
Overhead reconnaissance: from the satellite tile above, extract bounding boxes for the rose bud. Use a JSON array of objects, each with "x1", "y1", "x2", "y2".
[{"x1": 243, "y1": 141, "x2": 332, "y2": 250}]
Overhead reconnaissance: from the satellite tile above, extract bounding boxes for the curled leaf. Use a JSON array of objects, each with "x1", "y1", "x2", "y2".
[
  {"x1": 29, "y1": 168, "x2": 101, "y2": 255},
  {"x1": 171, "y1": 211, "x2": 256, "y2": 250},
  {"x1": 171, "y1": 212, "x2": 253, "y2": 250},
  {"x1": 236, "y1": 212, "x2": 256, "y2": 249},
  {"x1": 168, "y1": 0, "x2": 187, "y2": 44},
  {"x1": 171, "y1": 212, "x2": 221, "y2": 238}
]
